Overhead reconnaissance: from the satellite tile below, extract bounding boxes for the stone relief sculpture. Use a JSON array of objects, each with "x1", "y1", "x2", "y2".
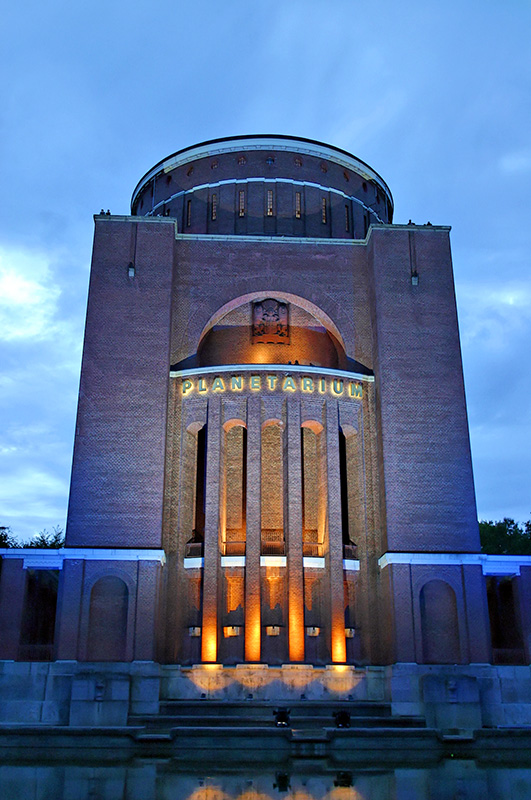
[{"x1": 252, "y1": 298, "x2": 289, "y2": 344}]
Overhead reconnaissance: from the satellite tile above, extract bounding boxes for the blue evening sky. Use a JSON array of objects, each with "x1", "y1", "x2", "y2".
[{"x1": 0, "y1": 0, "x2": 530, "y2": 541}]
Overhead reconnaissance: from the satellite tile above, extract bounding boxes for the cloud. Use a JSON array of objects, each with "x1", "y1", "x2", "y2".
[
  {"x1": 0, "y1": 245, "x2": 61, "y2": 341},
  {"x1": 457, "y1": 281, "x2": 531, "y2": 353},
  {"x1": 499, "y1": 150, "x2": 531, "y2": 174}
]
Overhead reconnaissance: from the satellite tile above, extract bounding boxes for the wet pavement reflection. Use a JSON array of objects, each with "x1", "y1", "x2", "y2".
[{"x1": 0, "y1": 758, "x2": 531, "y2": 800}]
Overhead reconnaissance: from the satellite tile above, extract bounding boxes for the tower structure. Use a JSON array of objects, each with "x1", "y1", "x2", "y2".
[{"x1": 3, "y1": 135, "x2": 529, "y2": 672}]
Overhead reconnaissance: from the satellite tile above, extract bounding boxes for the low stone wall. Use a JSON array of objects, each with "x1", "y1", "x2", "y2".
[
  {"x1": 0, "y1": 661, "x2": 529, "y2": 730},
  {"x1": 387, "y1": 663, "x2": 531, "y2": 730}
]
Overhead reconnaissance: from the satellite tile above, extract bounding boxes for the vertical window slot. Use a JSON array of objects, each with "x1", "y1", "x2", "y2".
[{"x1": 295, "y1": 192, "x2": 302, "y2": 219}]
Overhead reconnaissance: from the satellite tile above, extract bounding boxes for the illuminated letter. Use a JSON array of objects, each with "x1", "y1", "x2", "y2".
[
  {"x1": 332, "y1": 379, "x2": 343, "y2": 396},
  {"x1": 198, "y1": 378, "x2": 207, "y2": 393},
  {"x1": 250, "y1": 375, "x2": 261, "y2": 390},
  {"x1": 267, "y1": 375, "x2": 278, "y2": 390},
  {"x1": 182, "y1": 379, "x2": 193, "y2": 396},
  {"x1": 283, "y1": 376, "x2": 296, "y2": 392},
  {"x1": 319, "y1": 379, "x2": 326, "y2": 394},
  {"x1": 349, "y1": 382, "x2": 363, "y2": 399},
  {"x1": 302, "y1": 377, "x2": 314, "y2": 393},
  {"x1": 212, "y1": 377, "x2": 225, "y2": 392},
  {"x1": 231, "y1": 375, "x2": 243, "y2": 391}
]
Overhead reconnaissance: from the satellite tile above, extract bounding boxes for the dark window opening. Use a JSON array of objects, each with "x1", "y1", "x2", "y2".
[
  {"x1": 238, "y1": 156, "x2": 246, "y2": 165},
  {"x1": 321, "y1": 197, "x2": 327, "y2": 224},
  {"x1": 338, "y1": 429, "x2": 351, "y2": 549},
  {"x1": 211, "y1": 193, "x2": 217, "y2": 221},
  {"x1": 266, "y1": 189, "x2": 274, "y2": 216},
  {"x1": 186, "y1": 199, "x2": 192, "y2": 227},
  {"x1": 239, "y1": 190, "x2": 245, "y2": 217},
  {"x1": 487, "y1": 576, "x2": 525, "y2": 664},
  {"x1": 18, "y1": 569, "x2": 59, "y2": 661},
  {"x1": 345, "y1": 204, "x2": 350, "y2": 232},
  {"x1": 194, "y1": 425, "x2": 207, "y2": 541}
]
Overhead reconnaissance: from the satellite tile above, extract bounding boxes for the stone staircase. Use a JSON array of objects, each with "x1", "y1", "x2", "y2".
[{"x1": 128, "y1": 699, "x2": 426, "y2": 744}]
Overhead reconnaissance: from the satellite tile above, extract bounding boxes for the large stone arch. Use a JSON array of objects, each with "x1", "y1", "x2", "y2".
[
  {"x1": 198, "y1": 291, "x2": 346, "y2": 349},
  {"x1": 196, "y1": 292, "x2": 348, "y2": 369}
]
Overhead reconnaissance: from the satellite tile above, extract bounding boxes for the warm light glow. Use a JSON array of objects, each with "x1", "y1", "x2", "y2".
[
  {"x1": 288, "y1": 594, "x2": 305, "y2": 662},
  {"x1": 245, "y1": 610, "x2": 261, "y2": 662},
  {"x1": 223, "y1": 626, "x2": 241, "y2": 638},
  {"x1": 331, "y1": 615, "x2": 347, "y2": 664},
  {"x1": 179, "y1": 371, "x2": 365, "y2": 399},
  {"x1": 232, "y1": 665, "x2": 275, "y2": 689},
  {"x1": 186, "y1": 664, "x2": 231, "y2": 694},
  {"x1": 212, "y1": 377, "x2": 225, "y2": 392},
  {"x1": 201, "y1": 624, "x2": 217, "y2": 662},
  {"x1": 325, "y1": 786, "x2": 364, "y2": 800},
  {"x1": 282, "y1": 376, "x2": 297, "y2": 392},
  {"x1": 280, "y1": 665, "x2": 315, "y2": 689},
  {"x1": 186, "y1": 783, "x2": 231, "y2": 800},
  {"x1": 323, "y1": 664, "x2": 362, "y2": 695}
]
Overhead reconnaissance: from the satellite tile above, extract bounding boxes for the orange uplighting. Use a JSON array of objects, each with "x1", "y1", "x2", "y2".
[
  {"x1": 201, "y1": 623, "x2": 218, "y2": 663},
  {"x1": 288, "y1": 594, "x2": 305, "y2": 662},
  {"x1": 331, "y1": 618, "x2": 347, "y2": 664},
  {"x1": 245, "y1": 608, "x2": 261, "y2": 662}
]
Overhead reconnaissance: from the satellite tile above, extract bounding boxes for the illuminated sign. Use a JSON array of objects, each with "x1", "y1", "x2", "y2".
[{"x1": 180, "y1": 374, "x2": 363, "y2": 399}]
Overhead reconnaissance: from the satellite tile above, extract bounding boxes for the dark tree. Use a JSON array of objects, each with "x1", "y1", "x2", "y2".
[
  {"x1": 22, "y1": 526, "x2": 65, "y2": 549},
  {"x1": 0, "y1": 526, "x2": 17, "y2": 548},
  {"x1": 479, "y1": 518, "x2": 531, "y2": 555}
]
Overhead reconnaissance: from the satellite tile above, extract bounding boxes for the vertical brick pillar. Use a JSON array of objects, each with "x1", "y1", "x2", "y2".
[
  {"x1": 55, "y1": 559, "x2": 84, "y2": 659},
  {"x1": 201, "y1": 397, "x2": 222, "y2": 662},
  {"x1": 326, "y1": 400, "x2": 347, "y2": 663},
  {"x1": 285, "y1": 398, "x2": 305, "y2": 662},
  {"x1": 245, "y1": 396, "x2": 262, "y2": 662},
  {"x1": 134, "y1": 560, "x2": 161, "y2": 660},
  {"x1": 0, "y1": 558, "x2": 26, "y2": 659}
]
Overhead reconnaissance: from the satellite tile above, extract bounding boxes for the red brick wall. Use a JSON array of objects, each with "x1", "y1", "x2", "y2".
[{"x1": 66, "y1": 218, "x2": 175, "y2": 548}]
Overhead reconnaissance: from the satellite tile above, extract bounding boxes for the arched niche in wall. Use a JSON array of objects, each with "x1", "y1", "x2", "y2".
[
  {"x1": 87, "y1": 576, "x2": 129, "y2": 661},
  {"x1": 420, "y1": 579, "x2": 460, "y2": 664},
  {"x1": 196, "y1": 293, "x2": 348, "y2": 369}
]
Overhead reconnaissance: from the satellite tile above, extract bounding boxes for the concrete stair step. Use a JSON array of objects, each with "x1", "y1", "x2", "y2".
[
  {"x1": 158, "y1": 701, "x2": 392, "y2": 719},
  {"x1": 128, "y1": 714, "x2": 426, "y2": 730}
]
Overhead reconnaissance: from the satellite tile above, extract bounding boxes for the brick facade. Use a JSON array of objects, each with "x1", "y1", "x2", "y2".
[{"x1": 1, "y1": 135, "x2": 524, "y2": 667}]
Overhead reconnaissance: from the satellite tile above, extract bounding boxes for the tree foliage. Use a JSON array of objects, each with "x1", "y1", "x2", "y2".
[
  {"x1": 0, "y1": 526, "x2": 17, "y2": 548},
  {"x1": 479, "y1": 518, "x2": 531, "y2": 555},
  {"x1": 22, "y1": 526, "x2": 65, "y2": 548},
  {"x1": 0, "y1": 525, "x2": 65, "y2": 549}
]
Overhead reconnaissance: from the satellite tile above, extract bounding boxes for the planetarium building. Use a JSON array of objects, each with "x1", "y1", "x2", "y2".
[{"x1": 1, "y1": 136, "x2": 530, "y2": 689}]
